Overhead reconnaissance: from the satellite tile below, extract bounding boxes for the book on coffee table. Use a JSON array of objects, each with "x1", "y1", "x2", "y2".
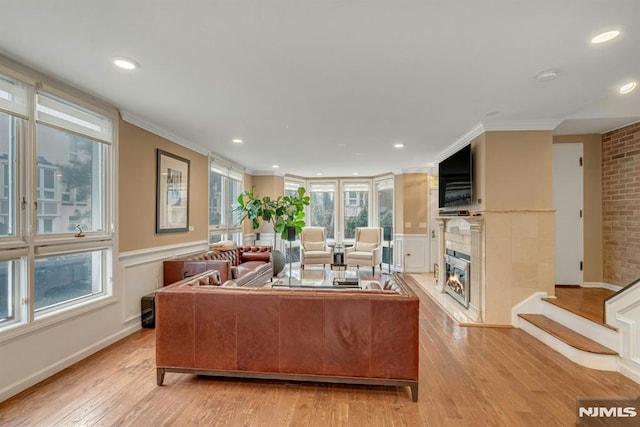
[{"x1": 332, "y1": 277, "x2": 359, "y2": 287}]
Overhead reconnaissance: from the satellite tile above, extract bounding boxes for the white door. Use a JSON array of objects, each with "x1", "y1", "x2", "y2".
[
  {"x1": 429, "y1": 187, "x2": 440, "y2": 272},
  {"x1": 553, "y1": 143, "x2": 583, "y2": 285}
]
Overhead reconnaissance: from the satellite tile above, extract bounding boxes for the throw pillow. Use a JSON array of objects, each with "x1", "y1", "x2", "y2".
[
  {"x1": 304, "y1": 242, "x2": 325, "y2": 251},
  {"x1": 355, "y1": 242, "x2": 377, "y2": 252},
  {"x1": 210, "y1": 240, "x2": 238, "y2": 251}
]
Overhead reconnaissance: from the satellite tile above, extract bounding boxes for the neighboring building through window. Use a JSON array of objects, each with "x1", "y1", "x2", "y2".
[
  {"x1": 0, "y1": 72, "x2": 114, "y2": 330},
  {"x1": 308, "y1": 181, "x2": 336, "y2": 239},
  {"x1": 209, "y1": 158, "x2": 243, "y2": 243}
]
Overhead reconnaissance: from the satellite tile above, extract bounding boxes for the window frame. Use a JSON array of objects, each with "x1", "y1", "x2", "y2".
[
  {"x1": 208, "y1": 157, "x2": 244, "y2": 244},
  {"x1": 0, "y1": 71, "x2": 116, "y2": 340}
]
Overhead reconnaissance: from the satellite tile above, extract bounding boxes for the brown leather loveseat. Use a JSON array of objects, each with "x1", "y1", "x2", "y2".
[
  {"x1": 155, "y1": 271, "x2": 420, "y2": 401},
  {"x1": 163, "y1": 246, "x2": 273, "y2": 287}
]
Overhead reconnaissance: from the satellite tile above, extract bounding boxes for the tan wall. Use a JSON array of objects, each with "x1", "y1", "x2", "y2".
[
  {"x1": 470, "y1": 133, "x2": 486, "y2": 210},
  {"x1": 248, "y1": 175, "x2": 284, "y2": 233},
  {"x1": 394, "y1": 175, "x2": 405, "y2": 234},
  {"x1": 553, "y1": 134, "x2": 603, "y2": 282},
  {"x1": 602, "y1": 122, "x2": 640, "y2": 286},
  {"x1": 484, "y1": 131, "x2": 554, "y2": 211},
  {"x1": 473, "y1": 130, "x2": 555, "y2": 323},
  {"x1": 400, "y1": 173, "x2": 429, "y2": 235},
  {"x1": 118, "y1": 119, "x2": 208, "y2": 252}
]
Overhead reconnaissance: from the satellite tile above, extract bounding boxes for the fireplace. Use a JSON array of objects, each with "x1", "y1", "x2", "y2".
[{"x1": 444, "y1": 249, "x2": 470, "y2": 308}]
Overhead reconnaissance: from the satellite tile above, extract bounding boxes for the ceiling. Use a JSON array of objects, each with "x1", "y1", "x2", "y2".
[{"x1": 1, "y1": 0, "x2": 639, "y2": 177}]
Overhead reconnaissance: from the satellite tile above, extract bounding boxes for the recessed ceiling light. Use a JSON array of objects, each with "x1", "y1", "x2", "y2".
[
  {"x1": 272, "y1": 164, "x2": 279, "y2": 169},
  {"x1": 113, "y1": 57, "x2": 139, "y2": 70},
  {"x1": 619, "y1": 81, "x2": 637, "y2": 94},
  {"x1": 232, "y1": 139, "x2": 243, "y2": 143},
  {"x1": 316, "y1": 173, "x2": 323, "y2": 176},
  {"x1": 394, "y1": 143, "x2": 404, "y2": 148},
  {"x1": 591, "y1": 30, "x2": 620, "y2": 44},
  {"x1": 536, "y1": 69, "x2": 559, "y2": 82},
  {"x1": 352, "y1": 172, "x2": 359, "y2": 176}
]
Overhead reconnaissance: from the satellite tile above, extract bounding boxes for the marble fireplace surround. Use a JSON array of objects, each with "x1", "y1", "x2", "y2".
[
  {"x1": 436, "y1": 211, "x2": 555, "y2": 325},
  {"x1": 436, "y1": 216, "x2": 485, "y2": 323}
]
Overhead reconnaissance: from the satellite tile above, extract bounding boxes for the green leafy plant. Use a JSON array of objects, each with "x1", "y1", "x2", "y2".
[{"x1": 236, "y1": 187, "x2": 310, "y2": 240}]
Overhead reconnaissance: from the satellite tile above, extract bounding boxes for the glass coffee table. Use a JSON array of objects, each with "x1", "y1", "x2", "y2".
[{"x1": 274, "y1": 267, "x2": 362, "y2": 289}]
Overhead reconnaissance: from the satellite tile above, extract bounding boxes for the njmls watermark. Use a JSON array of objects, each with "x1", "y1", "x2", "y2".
[{"x1": 577, "y1": 397, "x2": 639, "y2": 426}]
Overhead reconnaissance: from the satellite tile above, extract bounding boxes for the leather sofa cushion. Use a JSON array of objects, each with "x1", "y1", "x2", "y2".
[{"x1": 241, "y1": 251, "x2": 271, "y2": 262}]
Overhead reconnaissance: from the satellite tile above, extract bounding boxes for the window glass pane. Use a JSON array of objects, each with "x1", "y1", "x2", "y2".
[
  {"x1": 209, "y1": 171, "x2": 223, "y2": 226},
  {"x1": 36, "y1": 125, "x2": 104, "y2": 234},
  {"x1": 0, "y1": 260, "x2": 16, "y2": 323},
  {"x1": 0, "y1": 111, "x2": 18, "y2": 236},
  {"x1": 309, "y1": 185, "x2": 335, "y2": 239},
  {"x1": 34, "y1": 251, "x2": 104, "y2": 311},
  {"x1": 344, "y1": 188, "x2": 368, "y2": 239},
  {"x1": 228, "y1": 178, "x2": 241, "y2": 226},
  {"x1": 376, "y1": 180, "x2": 393, "y2": 229}
]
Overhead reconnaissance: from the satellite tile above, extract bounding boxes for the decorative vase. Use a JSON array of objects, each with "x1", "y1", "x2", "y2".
[{"x1": 271, "y1": 250, "x2": 286, "y2": 276}]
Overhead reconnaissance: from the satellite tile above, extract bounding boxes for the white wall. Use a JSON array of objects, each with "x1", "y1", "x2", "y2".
[{"x1": 0, "y1": 240, "x2": 207, "y2": 402}]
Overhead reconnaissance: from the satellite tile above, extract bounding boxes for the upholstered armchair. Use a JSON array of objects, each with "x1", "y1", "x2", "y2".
[
  {"x1": 345, "y1": 227, "x2": 383, "y2": 273},
  {"x1": 300, "y1": 227, "x2": 332, "y2": 269}
]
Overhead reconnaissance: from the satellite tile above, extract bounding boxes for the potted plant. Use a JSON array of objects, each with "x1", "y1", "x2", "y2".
[{"x1": 236, "y1": 186, "x2": 310, "y2": 274}]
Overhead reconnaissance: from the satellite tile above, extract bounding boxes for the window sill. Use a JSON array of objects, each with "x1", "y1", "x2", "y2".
[{"x1": 0, "y1": 294, "x2": 117, "y2": 344}]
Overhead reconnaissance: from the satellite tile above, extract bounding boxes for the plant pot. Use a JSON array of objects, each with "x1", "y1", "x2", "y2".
[{"x1": 271, "y1": 250, "x2": 286, "y2": 276}]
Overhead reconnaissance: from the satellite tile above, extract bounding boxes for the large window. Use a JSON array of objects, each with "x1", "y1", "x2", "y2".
[
  {"x1": 342, "y1": 181, "x2": 370, "y2": 239},
  {"x1": 308, "y1": 182, "x2": 336, "y2": 239},
  {"x1": 209, "y1": 159, "x2": 243, "y2": 243},
  {"x1": 375, "y1": 177, "x2": 394, "y2": 230},
  {"x1": 0, "y1": 72, "x2": 114, "y2": 330}
]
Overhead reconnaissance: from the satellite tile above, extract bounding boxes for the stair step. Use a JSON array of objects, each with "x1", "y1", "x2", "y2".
[
  {"x1": 518, "y1": 314, "x2": 618, "y2": 355},
  {"x1": 542, "y1": 286, "x2": 616, "y2": 329}
]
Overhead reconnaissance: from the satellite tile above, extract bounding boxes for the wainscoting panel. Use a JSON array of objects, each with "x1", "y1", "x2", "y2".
[
  {"x1": 394, "y1": 234, "x2": 429, "y2": 273},
  {"x1": 119, "y1": 240, "x2": 208, "y2": 325}
]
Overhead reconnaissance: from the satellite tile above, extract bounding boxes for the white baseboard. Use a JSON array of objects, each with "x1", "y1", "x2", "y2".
[
  {"x1": 582, "y1": 282, "x2": 623, "y2": 292},
  {"x1": 510, "y1": 291, "x2": 548, "y2": 326},
  {"x1": 0, "y1": 324, "x2": 141, "y2": 403}
]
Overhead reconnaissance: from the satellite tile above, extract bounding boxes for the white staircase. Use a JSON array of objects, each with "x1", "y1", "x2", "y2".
[{"x1": 512, "y1": 290, "x2": 619, "y2": 372}]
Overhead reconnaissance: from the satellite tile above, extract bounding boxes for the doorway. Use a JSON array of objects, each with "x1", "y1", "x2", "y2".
[{"x1": 552, "y1": 143, "x2": 584, "y2": 286}]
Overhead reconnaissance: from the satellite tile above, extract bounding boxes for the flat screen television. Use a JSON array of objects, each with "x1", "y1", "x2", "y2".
[{"x1": 438, "y1": 144, "x2": 472, "y2": 208}]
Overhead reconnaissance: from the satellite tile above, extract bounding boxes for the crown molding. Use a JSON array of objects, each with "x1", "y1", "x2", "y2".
[
  {"x1": 436, "y1": 119, "x2": 562, "y2": 162},
  {"x1": 399, "y1": 166, "x2": 430, "y2": 175},
  {"x1": 120, "y1": 110, "x2": 209, "y2": 156},
  {"x1": 482, "y1": 119, "x2": 561, "y2": 131},
  {"x1": 435, "y1": 122, "x2": 484, "y2": 162}
]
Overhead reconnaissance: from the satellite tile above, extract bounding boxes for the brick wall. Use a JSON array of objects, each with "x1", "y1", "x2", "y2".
[{"x1": 602, "y1": 121, "x2": 640, "y2": 286}]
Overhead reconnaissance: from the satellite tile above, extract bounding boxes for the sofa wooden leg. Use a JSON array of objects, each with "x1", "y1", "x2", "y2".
[
  {"x1": 410, "y1": 383, "x2": 418, "y2": 402},
  {"x1": 157, "y1": 368, "x2": 165, "y2": 386}
]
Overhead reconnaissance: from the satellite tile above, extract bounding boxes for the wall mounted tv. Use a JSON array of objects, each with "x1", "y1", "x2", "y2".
[{"x1": 438, "y1": 144, "x2": 472, "y2": 208}]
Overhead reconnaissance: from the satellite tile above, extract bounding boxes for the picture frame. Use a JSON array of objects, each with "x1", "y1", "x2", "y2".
[{"x1": 156, "y1": 149, "x2": 190, "y2": 233}]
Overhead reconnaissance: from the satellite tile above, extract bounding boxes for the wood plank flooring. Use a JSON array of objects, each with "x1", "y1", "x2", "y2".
[
  {"x1": 1, "y1": 275, "x2": 640, "y2": 426},
  {"x1": 543, "y1": 286, "x2": 615, "y2": 325}
]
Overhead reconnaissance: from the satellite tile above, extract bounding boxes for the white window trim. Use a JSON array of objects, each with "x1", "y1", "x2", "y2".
[{"x1": 0, "y1": 67, "x2": 117, "y2": 339}]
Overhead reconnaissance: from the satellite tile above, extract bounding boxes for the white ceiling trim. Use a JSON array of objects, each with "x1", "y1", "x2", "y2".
[
  {"x1": 435, "y1": 123, "x2": 485, "y2": 163},
  {"x1": 120, "y1": 110, "x2": 209, "y2": 156},
  {"x1": 481, "y1": 119, "x2": 562, "y2": 131}
]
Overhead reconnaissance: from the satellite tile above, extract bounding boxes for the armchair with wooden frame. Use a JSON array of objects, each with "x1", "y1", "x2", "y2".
[
  {"x1": 300, "y1": 227, "x2": 332, "y2": 269},
  {"x1": 345, "y1": 227, "x2": 383, "y2": 273}
]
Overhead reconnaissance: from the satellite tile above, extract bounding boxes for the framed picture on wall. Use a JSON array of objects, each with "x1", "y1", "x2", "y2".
[{"x1": 156, "y1": 149, "x2": 190, "y2": 233}]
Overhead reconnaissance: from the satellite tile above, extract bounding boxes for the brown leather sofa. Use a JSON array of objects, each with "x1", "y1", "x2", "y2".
[
  {"x1": 163, "y1": 246, "x2": 273, "y2": 287},
  {"x1": 155, "y1": 271, "x2": 420, "y2": 401}
]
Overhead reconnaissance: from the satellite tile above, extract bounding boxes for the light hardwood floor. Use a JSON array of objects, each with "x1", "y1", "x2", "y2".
[{"x1": 1, "y1": 275, "x2": 639, "y2": 426}]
